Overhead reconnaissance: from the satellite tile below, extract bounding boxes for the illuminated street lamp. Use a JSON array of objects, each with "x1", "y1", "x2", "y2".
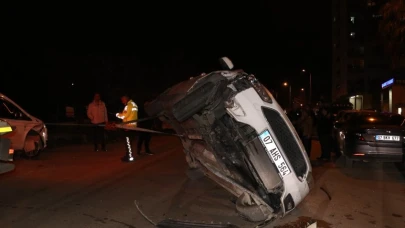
[
  {"x1": 302, "y1": 69, "x2": 312, "y2": 104},
  {"x1": 283, "y1": 82, "x2": 292, "y2": 109},
  {"x1": 301, "y1": 88, "x2": 304, "y2": 91}
]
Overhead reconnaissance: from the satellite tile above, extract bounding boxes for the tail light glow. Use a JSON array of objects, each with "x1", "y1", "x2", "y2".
[{"x1": 353, "y1": 153, "x2": 365, "y2": 156}]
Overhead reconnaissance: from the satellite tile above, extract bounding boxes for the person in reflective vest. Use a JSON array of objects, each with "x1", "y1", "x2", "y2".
[{"x1": 116, "y1": 95, "x2": 138, "y2": 162}]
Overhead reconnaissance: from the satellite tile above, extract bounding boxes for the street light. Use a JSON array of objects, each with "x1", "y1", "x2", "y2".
[
  {"x1": 302, "y1": 69, "x2": 312, "y2": 104},
  {"x1": 283, "y1": 82, "x2": 292, "y2": 109},
  {"x1": 301, "y1": 88, "x2": 304, "y2": 91}
]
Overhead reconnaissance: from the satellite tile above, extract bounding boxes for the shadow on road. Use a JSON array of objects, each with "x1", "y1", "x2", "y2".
[{"x1": 159, "y1": 176, "x2": 254, "y2": 227}]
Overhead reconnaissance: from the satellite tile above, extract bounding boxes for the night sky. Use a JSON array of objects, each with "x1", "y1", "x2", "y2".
[{"x1": 2, "y1": 1, "x2": 331, "y2": 120}]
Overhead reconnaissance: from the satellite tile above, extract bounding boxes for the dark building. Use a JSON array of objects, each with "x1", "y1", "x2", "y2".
[{"x1": 332, "y1": 0, "x2": 390, "y2": 109}]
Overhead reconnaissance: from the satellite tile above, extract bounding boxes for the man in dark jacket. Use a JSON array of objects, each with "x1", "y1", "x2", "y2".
[
  {"x1": 316, "y1": 107, "x2": 333, "y2": 161},
  {"x1": 136, "y1": 97, "x2": 154, "y2": 155}
]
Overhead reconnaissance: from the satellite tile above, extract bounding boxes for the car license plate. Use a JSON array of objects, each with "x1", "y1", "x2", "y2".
[
  {"x1": 376, "y1": 135, "x2": 400, "y2": 141},
  {"x1": 259, "y1": 130, "x2": 291, "y2": 177}
]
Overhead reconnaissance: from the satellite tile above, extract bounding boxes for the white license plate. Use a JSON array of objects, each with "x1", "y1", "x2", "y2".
[
  {"x1": 259, "y1": 130, "x2": 291, "y2": 177},
  {"x1": 376, "y1": 135, "x2": 400, "y2": 141}
]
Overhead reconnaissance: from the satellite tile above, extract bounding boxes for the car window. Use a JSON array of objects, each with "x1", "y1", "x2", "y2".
[
  {"x1": 390, "y1": 115, "x2": 405, "y2": 125},
  {"x1": 0, "y1": 98, "x2": 31, "y2": 121},
  {"x1": 348, "y1": 113, "x2": 403, "y2": 126}
]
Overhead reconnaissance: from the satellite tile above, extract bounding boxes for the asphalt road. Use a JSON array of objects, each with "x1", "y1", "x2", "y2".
[{"x1": 1, "y1": 136, "x2": 405, "y2": 228}]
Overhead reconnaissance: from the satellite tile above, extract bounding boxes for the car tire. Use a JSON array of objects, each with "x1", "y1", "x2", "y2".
[
  {"x1": 172, "y1": 82, "x2": 214, "y2": 122},
  {"x1": 23, "y1": 135, "x2": 42, "y2": 159}
]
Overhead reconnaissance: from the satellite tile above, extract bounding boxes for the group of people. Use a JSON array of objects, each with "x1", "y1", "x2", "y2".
[
  {"x1": 86, "y1": 93, "x2": 155, "y2": 162},
  {"x1": 290, "y1": 105, "x2": 335, "y2": 161}
]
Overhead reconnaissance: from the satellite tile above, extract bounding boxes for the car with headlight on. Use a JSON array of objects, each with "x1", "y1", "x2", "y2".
[
  {"x1": 145, "y1": 57, "x2": 313, "y2": 223},
  {"x1": 336, "y1": 112, "x2": 405, "y2": 167},
  {"x1": 0, "y1": 93, "x2": 48, "y2": 158}
]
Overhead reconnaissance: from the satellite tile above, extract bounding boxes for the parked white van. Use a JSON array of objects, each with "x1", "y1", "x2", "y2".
[{"x1": 0, "y1": 93, "x2": 48, "y2": 158}]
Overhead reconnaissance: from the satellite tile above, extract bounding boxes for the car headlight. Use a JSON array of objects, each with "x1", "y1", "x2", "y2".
[{"x1": 247, "y1": 75, "x2": 272, "y2": 103}]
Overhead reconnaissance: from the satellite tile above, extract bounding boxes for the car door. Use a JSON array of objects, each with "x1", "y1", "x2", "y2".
[{"x1": 0, "y1": 98, "x2": 33, "y2": 150}]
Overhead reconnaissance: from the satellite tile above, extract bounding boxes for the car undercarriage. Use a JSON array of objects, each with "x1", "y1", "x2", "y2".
[{"x1": 145, "y1": 58, "x2": 313, "y2": 223}]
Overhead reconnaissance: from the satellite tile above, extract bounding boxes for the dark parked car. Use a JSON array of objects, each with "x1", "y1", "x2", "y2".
[{"x1": 335, "y1": 112, "x2": 405, "y2": 167}]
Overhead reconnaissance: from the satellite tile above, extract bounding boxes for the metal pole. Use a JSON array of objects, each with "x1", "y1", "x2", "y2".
[{"x1": 309, "y1": 73, "x2": 312, "y2": 104}]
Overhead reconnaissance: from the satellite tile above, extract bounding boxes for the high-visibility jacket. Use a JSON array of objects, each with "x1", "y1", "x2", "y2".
[{"x1": 116, "y1": 99, "x2": 138, "y2": 125}]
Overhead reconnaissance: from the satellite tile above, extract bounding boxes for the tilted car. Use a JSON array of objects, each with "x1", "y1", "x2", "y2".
[{"x1": 145, "y1": 58, "x2": 313, "y2": 223}]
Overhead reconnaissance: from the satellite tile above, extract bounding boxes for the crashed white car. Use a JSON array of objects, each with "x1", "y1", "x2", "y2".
[
  {"x1": 0, "y1": 93, "x2": 48, "y2": 158},
  {"x1": 145, "y1": 58, "x2": 314, "y2": 223}
]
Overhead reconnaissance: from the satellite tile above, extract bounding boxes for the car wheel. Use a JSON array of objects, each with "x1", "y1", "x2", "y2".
[
  {"x1": 23, "y1": 135, "x2": 43, "y2": 159},
  {"x1": 172, "y1": 82, "x2": 214, "y2": 122}
]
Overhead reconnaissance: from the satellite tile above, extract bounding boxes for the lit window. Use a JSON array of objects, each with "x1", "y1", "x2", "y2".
[{"x1": 350, "y1": 16, "x2": 355, "y2": 23}]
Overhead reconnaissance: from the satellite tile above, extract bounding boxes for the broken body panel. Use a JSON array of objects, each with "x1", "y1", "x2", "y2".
[{"x1": 146, "y1": 69, "x2": 313, "y2": 222}]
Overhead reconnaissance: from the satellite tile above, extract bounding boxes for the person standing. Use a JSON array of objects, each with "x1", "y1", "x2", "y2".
[
  {"x1": 116, "y1": 95, "x2": 138, "y2": 162},
  {"x1": 136, "y1": 97, "x2": 154, "y2": 156},
  {"x1": 316, "y1": 107, "x2": 333, "y2": 161},
  {"x1": 87, "y1": 93, "x2": 108, "y2": 151},
  {"x1": 298, "y1": 109, "x2": 313, "y2": 157}
]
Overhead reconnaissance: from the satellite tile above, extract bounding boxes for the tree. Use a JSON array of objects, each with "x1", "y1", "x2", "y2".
[{"x1": 379, "y1": 0, "x2": 405, "y2": 70}]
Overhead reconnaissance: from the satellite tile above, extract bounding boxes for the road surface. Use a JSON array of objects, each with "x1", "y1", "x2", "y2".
[{"x1": 0, "y1": 136, "x2": 404, "y2": 228}]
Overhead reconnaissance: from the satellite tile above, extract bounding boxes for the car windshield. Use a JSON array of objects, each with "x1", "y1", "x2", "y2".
[{"x1": 347, "y1": 113, "x2": 404, "y2": 126}]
